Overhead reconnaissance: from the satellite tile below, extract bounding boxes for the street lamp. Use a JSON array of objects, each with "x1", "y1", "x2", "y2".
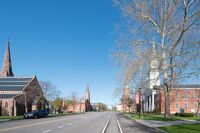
[{"x1": 138, "y1": 88, "x2": 142, "y2": 119}]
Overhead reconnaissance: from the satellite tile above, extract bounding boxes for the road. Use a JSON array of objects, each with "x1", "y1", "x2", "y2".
[
  {"x1": 0, "y1": 112, "x2": 162, "y2": 133},
  {"x1": 0, "y1": 112, "x2": 118, "y2": 133}
]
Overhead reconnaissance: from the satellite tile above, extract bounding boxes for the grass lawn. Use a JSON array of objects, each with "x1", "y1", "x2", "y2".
[
  {"x1": 159, "y1": 123, "x2": 200, "y2": 133},
  {"x1": 124, "y1": 113, "x2": 200, "y2": 121}
]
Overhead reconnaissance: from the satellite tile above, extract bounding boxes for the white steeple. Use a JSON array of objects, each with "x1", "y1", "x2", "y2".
[{"x1": 149, "y1": 38, "x2": 160, "y2": 89}]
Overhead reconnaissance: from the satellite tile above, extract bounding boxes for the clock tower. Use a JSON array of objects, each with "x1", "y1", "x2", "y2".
[{"x1": 149, "y1": 43, "x2": 160, "y2": 89}]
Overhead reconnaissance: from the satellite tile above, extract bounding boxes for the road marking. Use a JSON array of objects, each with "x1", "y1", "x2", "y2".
[
  {"x1": 101, "y1": 113, "x2": 112, "y2": 133},
  {"x1": 43, "y1": 130, "x2": 52, "y2": 133},
  {"x1": 57, "y1": 125, "x2": 65, "y2": 129},
  {"x1": 115, "y1": 113, "x2": 123, "y2": 133}
]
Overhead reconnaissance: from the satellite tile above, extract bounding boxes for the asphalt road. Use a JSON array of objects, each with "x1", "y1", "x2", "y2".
[
  {"x1": 0, "y1": 112, "x2": 162, "y2": 133},
  {"x1": 0, "y1": 112, "x2": 111, "y2": 133}
]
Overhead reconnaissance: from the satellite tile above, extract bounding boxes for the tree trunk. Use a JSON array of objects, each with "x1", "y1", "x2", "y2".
[
  {"x1": 164, "y1": 83, "x2": 171, "y2": 118},
  {"x1": 197, "y1": 103, "x2": 200, "y2": 117}
]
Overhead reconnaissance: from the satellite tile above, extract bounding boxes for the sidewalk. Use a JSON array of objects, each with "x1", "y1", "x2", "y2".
[
  {"x1": 135, "y1": 119, "x2": 200, "y2": 128},
  {"x1": 0, "y1": 119, "x2": 9, "y2": 123},
  {"x1": 117, "y1": 113, "x2": 163, "y2": 133}
]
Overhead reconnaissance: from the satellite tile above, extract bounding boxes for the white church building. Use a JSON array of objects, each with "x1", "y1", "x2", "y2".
[{"x1": 144, "y1": 43, "x2": 160, "y2": 112}]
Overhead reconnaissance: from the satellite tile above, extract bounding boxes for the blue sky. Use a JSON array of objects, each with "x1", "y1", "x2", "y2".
[{"x1": 0, "y1": 0, "x2": 121, "y2": 107}]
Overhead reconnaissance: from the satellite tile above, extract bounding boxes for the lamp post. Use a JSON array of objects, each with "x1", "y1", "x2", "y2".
[{"x1": 138, "y1": 88, "x2": 142, "y2": 119}]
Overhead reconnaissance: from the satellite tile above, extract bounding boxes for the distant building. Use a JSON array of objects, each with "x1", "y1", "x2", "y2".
[
  {"x1": 0, "y1": 42, "x2": 45, "y2": 116},
  {"x1": 118, "y1": 85, "x2": 135, "y2": 113},
  {"x1": 66, "y1": 84, "x2": 92, "y2": 113}
]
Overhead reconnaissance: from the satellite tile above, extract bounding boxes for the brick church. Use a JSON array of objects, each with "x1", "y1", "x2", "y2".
[
  {"x1": 0, "y1": 42, "x2": 45, "y2": 116},
  {"x1": 66, "y1": 84, "x2": 92, "y2": 113}
]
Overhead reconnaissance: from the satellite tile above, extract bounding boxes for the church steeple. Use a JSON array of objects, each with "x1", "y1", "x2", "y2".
[
  {"x1": 85, "y1": 84, "x2": 90, "y2": 102},
  {"x1": 1, "y1": 41, "x2": 14, "y2": 77},
  {"x1": 149, "y1": 37, "x2": 160, "y2": 89}
]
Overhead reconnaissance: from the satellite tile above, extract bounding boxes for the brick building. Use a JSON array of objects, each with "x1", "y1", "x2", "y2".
[
  {"x1": 66, "y1": 84, "x2": 92, "y2": 113},
  {"x1": 117, "y1": 85, "x2": 135, "y2": 113},
  {"x1": 155, "y1": 85, "x2": 200, "y2": 114},
  {"x1": 0, "y1": 42, "x2": 45, "y2": 116}
]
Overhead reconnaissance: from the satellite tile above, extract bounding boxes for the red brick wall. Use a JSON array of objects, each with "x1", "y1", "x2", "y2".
[{"x1": 155, "y1": 88, "x2": 200, "y2": 114}]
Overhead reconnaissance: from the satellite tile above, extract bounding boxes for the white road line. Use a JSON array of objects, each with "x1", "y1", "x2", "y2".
[
  {"x1": 43, "y1": 130, "x2": 52, "y2": 133},
  {"x1": 115, "y1": 113, "x2": 123, "y2": 133},
  {"x1": 57, "y1": 125, "x2": 65, "y2": 129},
  {"x1": 67, "y1": 123, "x2": 73, "y2": 125},
  {"x1": 101, "y1": 114, "x2": 112, "y2": 133}
]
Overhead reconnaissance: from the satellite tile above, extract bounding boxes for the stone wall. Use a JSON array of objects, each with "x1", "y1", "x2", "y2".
[
  {"x1": 0, "y1": 99, "x2": 14, "y2": 116},
  {"x1": 14, "y1": 77, "x2": 44, "y2": 115}
]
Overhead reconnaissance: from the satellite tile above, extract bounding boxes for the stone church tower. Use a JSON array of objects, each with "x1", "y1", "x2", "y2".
[{"x1": 0, "y1": 41, "x2": 14, "y2": 77}]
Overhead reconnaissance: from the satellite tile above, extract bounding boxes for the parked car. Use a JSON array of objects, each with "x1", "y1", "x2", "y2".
[{"x1": 24, "y1": 110, "x2": 48, "y2": 119}]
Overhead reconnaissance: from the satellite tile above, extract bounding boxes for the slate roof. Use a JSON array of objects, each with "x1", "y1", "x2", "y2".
[
  {"x1": 0, "y1": 77, "x2": 33, "y2": 91},
  {"x1": 173, "y1": 84, "x2": 200, "y2": 88},
  {"x1": 0, "y1": 94, "x2": 20, "y2": 99},
  {"x1": 153, "y1": 84, "x2": 200, "y2": 89}
]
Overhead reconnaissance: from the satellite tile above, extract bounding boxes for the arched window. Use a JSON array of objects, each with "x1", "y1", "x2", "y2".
[{"x1": 5, "y1": 101, "x2": 8, "y2": 109}]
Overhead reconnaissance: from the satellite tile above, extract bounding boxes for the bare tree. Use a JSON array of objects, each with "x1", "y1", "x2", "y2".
[
  {"x1": 121, "y1": 97, "x2": 135, "y2": 113},
  {"x1": 69, "y1": 92, "x2": 78, "y2": 114},
  {"x1": 195, "y1": 89, "x2": 200, "y2": 117},
  {"x1": 40, "y1": 81, "x2": 61, "y2": 101},
  {"x1": 113, "y1": 0, "x2": 200, "y2": 117}
]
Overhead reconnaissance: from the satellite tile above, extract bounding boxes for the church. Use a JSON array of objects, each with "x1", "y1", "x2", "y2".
[
  {"x1": 66, "y1": 84, "x2": 92, "y2": 113},
  {"x1": 0, "y1": 42, "x2": 45, "y2": 116},
  {"x1": 144, "y1": 42, "x2": 200, "y2": 114},
  {"x1": 117, "y1": 85, "x2": 135, "y2": 113}
]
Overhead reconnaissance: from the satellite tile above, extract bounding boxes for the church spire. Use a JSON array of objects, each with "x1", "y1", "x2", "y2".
[
  {"x1": 152, "y1": 36, "x2": 156, "y2": 55},
  {"x1": 1, "y1": 41, "x2": 14, "y2": 77},
  {"x1": 85, "y1": 83, "x2": 90, "y2": 102}
]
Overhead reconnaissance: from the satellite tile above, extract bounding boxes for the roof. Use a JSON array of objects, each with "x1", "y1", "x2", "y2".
[
  {"x1": 173, "y1": 84, "x2": 200, "y2": 88},
  {"x1": 0, "y1": 77, "x2": 33, "y2": 91},
  {"x1": 153, "y1": 84, "x2": 200, "y2": 89},
  {"x1": 0, "y1": 94, "x2": 19, "y2": 99}
]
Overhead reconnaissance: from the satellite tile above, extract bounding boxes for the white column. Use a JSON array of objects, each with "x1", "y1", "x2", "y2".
[
  {"x1": 149, "y1": 96, "x2": 152, "y2": 111},
  {"x1": 152, "y1": 93, "x2": 155, "y2": 111},
  {"x1": 145, "y1": 98, "x2": 148, "y2": 112}
]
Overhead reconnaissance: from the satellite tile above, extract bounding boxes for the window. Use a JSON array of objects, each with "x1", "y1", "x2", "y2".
[
  {"x1": 175, "y1": 103, "x2": 179, "y2": 109},
  {"x1": 175, "y1": 93, "x2": 179, "y2": 99},
  {"x1": 194, "y1": 102, "x2": 198, "y2": 108},
  {"x1": 184, "y1": 93, "x2": 188, "y2": 99},
  {"x1": 184, "y1": 103, "x2": 188, "y2": 109}
]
